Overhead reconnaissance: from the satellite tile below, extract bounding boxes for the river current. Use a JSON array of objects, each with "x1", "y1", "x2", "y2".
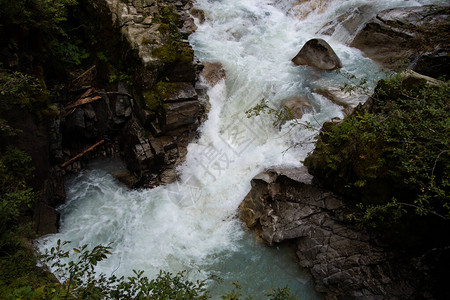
[{"x1": 39, "y1": 0, "x2": 444, "y2": 298}]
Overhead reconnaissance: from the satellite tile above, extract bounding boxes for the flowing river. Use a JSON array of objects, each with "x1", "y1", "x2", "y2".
[{"x1": 39, "y1": 0, "x2": 444, "y2": 298}]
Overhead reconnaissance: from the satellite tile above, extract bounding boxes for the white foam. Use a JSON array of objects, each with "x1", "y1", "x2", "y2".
[{"x1": 38, "y1": 0, "x2": 442, "y2": 297}]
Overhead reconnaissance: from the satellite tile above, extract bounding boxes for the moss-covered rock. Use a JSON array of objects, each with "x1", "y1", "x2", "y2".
[{"x1": 305, "y1": 72, "x2": 450, "y2": 250}]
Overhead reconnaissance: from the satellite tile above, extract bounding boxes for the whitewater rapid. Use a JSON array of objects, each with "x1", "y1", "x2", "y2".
[{"x1": 38, "y1": 0, "x2": 445, "y2": 297}]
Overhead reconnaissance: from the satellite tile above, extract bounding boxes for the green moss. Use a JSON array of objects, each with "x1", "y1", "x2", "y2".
[
  {"x1": 0, "y1": 244, "x2": 55, "y2": 299},
  {"x1": 151, "y1": 4, "x2": 194, "y2": 64},
  {"x1": 143, "y1": 81, "x2": 185, "y2": 113},
  {"x1": 152, "y1": 42, "x2": 194, "y2": 64},
  {"x1": 143, "y1": 90, "x2": 162, "y2": 111},
  {"x1": 158, "y1": 23, "x2": 170, "y2": 35},
  {"x1": 142, "y1": 38, "x2": 158, "y2": 45}
]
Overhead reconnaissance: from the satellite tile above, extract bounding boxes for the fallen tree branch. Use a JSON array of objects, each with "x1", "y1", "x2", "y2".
[
  {"x1": 65, "y1": 95, "x2": 102, "y2": 110},
  {"x1": 61, "y1": 140, "x2": 105, "y2": 168}
]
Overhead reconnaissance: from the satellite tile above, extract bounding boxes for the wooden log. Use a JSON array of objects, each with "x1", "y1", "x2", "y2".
[
  {"x1": 61, "y1": 140, "x2": 105, "y2": 168},
  {"x1": 65, "y1": 95, "x2": 102, "y2": 110},
  {"x1": 79, "y1": 87, "x2": 94, "y2": 99}
]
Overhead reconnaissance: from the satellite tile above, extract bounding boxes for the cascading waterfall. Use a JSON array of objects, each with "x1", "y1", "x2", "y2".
[{"x1": 38, "y1": 0, "x2": 444, "y2": 298}]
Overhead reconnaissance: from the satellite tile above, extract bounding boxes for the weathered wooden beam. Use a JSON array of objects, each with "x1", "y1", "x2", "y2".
[{"x1": 60, "y1": 139, "x2": 105, "y2": 168}]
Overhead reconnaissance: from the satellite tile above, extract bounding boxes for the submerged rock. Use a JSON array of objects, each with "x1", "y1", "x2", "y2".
[
  {"x1": 281, "y1": 96, "x2": 313, "y2": 119},
  {"x1": 313, "y1": 85, "x2": 366, "y2": 116},
  {"x1": 292, "y1": 38, "x2": 342, "y2": 71}
]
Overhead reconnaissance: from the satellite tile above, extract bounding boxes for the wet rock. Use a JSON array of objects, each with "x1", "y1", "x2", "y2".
[
  {"x1": 121, "y1": 119, "x2": 155, "y2": 173},
  {"x1": 115, "y1": 96, "x2": 133, "y2": 118},
  {"x1": 281, "y1": 96, "x2": 313, "y2": 119},
  {"x1": 160, "y1": 168, "x2": 178, "y2": 184},
  {"x1": 190, "y1": 8, "x2": 206, "y2": 24},
  {"x1": 350, "y1": 5, "x2": 450, "y2": 73},
  {"x1": 66, "y1": 108, "x2": 86, "y2": 130},
  {"x1": 110, "y1": 168, "x2": 139, "y2": 188},
  {"x1": 318, "y1": 5, "x2": 376, "y2": 44},
  {"x1": 410, "y1": 49, "x2": 450, "y2": 79},
  {"x1": 163, "y1": 82, "x2": 198, "y2": 102},
  {"x1": 43, "y1": 171, "x2": 65, "y2": 207},
  {"x1": 33, "y1": 202, "x2": 59, "y2": 234},
  {"x1": 292, "y1": 38, "x2": 342, "y2": 71},
  {"x1": 313, "y1": 85, "x2": 367, "y2": 116},
  {"x1": 201, "y1": 61, "x2": 226, "y2": 86},
  {"x1": 179, "y1": 11, "x2": 197, "y2": 38},
  {"x1": 164, "y1": 100, "x2": 202, "y2": 131},
  {"x1": 84, "y1": 104, "x2": 97, "y2": 119},
  {"x1": 153, "y1": 135, "x2": 177, "y2": 152}
]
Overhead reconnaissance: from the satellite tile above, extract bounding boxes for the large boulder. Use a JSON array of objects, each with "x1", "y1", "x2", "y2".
[
  {"x1": 239, "y1": 168, "x2": 421, "y2": 299},
  {"x1": 292, "y1": 38, "x2": 342, "y2": 71},
  {"x1": 350, "y1": 5, "x2": 449, "y2": 77}
]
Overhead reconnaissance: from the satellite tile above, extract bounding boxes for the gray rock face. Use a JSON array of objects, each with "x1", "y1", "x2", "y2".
[
  {"x1": 239, "y1": 168, "x2": 419, "y2": 299},
  {"x1": 292, "y1": 38, "x2": 342, "y2": 71},
  {"x1": 350, "y1": 5, "x2": 449, "y2": 76},
  {"x1": 58, "y1": 0, "x2": 207, "y2": 189},
  {"x1": 165, "y1": 101, "x2": 202, "y2": 131},
  {"x1": 163, "y1": 82, "x2": 198, "y2": 103}
]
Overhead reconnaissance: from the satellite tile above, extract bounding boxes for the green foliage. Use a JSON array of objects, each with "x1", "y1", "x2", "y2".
[
  {"x1": 0, "y1": 244, "x2": 55, "y2": 299},
  {"x1": 265, "y1": 287, "x2": 298, "y2": 300},
  {"x1": 336, "y1": 70, "x2": 371, "y2": 95},
  {"x1": 2, "y1": 240, "x2": 302, "y2": 299},
  {"x1": 221, "y1": 282, "x2": 246, "y2": 300},
  {"x1": 0, "y1": 69, "x2": 47, "y2": 111},
  {"x1": 38, "y1": 241, "x2": 205, "y2": 299},
  {"x1": 245, "y1": 99, "x2": 316, "y2": 131},
  {"x1": 0, "y1": 0, "x2": 77, "y2": 29},
  {"x1": 0, "y1": 68, "x2": 59, "y2": 121},
  {"x1": 108, "y1": 72, "x2": 133, "y2": 86},
  {"x1": 220, "y1": 281, "x2": 297, "y2": 300},
  {"x1": 305, "y1": 73, "x2": 450, "y2": 248},
  {"x1": 0, "y1": 118, "x2": 20, "y2": 137},
  {"x1": 0, "y1": 147, "x2": 35, "y2": 250},
  {"x1": 0, "y1": 0, "x2": 90, "y2": 76},
  {"x1": 49, "y1": 40, "x2": 90, "y2": 66},
  {"x1": 143, "y1": 81, "x2": 181, "y2": 113}
]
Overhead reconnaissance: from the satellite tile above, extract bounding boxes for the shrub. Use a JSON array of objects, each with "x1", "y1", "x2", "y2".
[{"x1": 305, "y1": 74, "x2": 450, "y2": 249}]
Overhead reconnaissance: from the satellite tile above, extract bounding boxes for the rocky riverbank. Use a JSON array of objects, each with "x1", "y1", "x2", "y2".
[
  {"x1": 32, "y1": 0, "x2": 210, "y2": 234},
  {"x1": 240, "y1": 3, "x2": 449, "y2": 299},
  {"x1": 239, "y1": 168, "x2": 429, "y2": 299}
]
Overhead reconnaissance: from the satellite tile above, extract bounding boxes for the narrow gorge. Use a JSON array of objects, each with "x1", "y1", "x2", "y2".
[{"x1": 0, "y1": 0, "x2": 448, "y2": 299}]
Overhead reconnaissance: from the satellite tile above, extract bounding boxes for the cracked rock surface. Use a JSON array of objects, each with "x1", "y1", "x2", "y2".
[{"x1": 239, "y1": 167, "x2": 420, "y2": 299}]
